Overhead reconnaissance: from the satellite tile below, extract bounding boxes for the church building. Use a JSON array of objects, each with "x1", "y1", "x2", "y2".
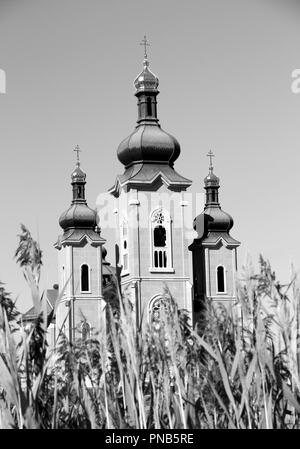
[{"x1": 23, "y1": 39, "x2": 241, "y2": 341}]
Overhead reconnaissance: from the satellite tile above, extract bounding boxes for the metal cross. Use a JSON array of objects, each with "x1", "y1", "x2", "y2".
[
  {"x1": 140, "y1": 35, "x2": 150, "y2": 59},
  {"x1": 74, "y1": 145, "x2": 81, "y2": 164},
  {"x1": 207, "y1": 150, "x2": 215, "y2": 168}
]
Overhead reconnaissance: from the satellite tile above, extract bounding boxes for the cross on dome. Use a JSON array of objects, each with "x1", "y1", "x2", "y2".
[
  {"x1": 207, "y1": 150, "x2": 215, "y2": 169},
  {"x1": 204, "y1": 149, "x2": 219, "y2": 189},
  {"x1": 74, "y1": 145, "x2": 81, "y2": 166},
  {"x1": 206, "y1": 150, "x2": 215, "y2": 171},
  {"x1": 140, "y1": 35, "x2": 150, "y2": 59},
  {"x1": 71, "y1": 144, "x2": 86, "y2": 184}
]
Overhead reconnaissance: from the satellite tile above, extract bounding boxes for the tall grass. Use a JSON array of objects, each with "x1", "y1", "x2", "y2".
[{"x1": 0, "y1": 226, "x2": 300, "y2": 428}]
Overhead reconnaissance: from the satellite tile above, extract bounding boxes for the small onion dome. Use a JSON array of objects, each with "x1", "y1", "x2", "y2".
[
  {"x1": 134, "y1": 59, "x2": 159, "y2": 93},
  {"x1": 59, "y1": 203, "x2": 97, "y2": 231},
  {"x1": 117, "y1": 125, "x2": 181, "y2": 168},
  {"x1": 204, "y1": 169, "x2": 220, "y2": 187},
  {"x1": 71, "y1": 164, "x2": 86, "y2": 183},
  {"x1": 193, "y1": 206, "x2": 234, "y2": 238}
]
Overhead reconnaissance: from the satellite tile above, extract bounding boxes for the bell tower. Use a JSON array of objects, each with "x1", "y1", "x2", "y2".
[
  {"x1": 108, "y1": 37, "x2": 193, "y2": 326},
  {"x1": 189, "y1": 152, "x2": 240, "y2": 323},
  {"x1": 55, "y1": 147, "x2": 105, "y2": 342}
]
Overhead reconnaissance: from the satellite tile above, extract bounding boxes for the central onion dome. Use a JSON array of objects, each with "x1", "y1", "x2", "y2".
[
  {"x1": 59, "y1": 162, "x2": 97, "y2": 231},
  {"x1": 117, "y1": 55, "x2": 181, "y2": 168}
]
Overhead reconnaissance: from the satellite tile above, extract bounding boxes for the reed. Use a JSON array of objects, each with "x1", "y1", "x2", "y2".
[{"x1": 0, "y1": 226, "x2": 300, "y2": 429}]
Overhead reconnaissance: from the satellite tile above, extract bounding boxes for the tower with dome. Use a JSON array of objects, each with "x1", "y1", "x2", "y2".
[
  {"x1": 189, "y1": 151, "x2": 240, "y2": 323},
  {"x1": 107, "y1": 38, "x2": 195, "y2": 326},
  {"x1": 54, "y1": 147, "x2": 106, "y2": 341}
]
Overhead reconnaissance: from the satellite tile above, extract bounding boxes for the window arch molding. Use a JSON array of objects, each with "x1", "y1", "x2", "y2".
[
  {"x1": 149, "y1": 207, "x2": 173, "y2": 272},
  {"x1": 148, "y1": 295, "x2": 166, "y2": 324},
  {"x1": 80, "y1": 263, "x2": 91, "y2": 293},
  {"x1": 216, "y1": 265, "x2": 227, "y2": 294}
]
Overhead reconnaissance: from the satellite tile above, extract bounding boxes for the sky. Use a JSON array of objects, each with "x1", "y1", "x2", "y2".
[{"x1": 0, "y1": 0, "x2": 300, "y2": 312}]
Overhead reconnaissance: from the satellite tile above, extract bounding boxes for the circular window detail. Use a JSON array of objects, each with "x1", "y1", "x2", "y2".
[{"x1": 153, "y1": 210, "x2": 165, "y2": 224}]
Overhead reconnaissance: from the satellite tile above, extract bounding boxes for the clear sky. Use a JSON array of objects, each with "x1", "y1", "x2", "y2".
[{"x1": 0, "y1": 0, "x2": 300, "y2": 312}]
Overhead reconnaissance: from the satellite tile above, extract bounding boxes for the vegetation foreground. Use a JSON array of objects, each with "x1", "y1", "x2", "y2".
[{"x1": 1, "y1": 225, "x2": 300, "y2": 429}]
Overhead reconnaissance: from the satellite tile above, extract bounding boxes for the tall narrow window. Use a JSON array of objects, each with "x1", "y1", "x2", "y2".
[
  {"x1": 62, "y1": 265, "x2": 66, "y2": 296},
  {"x1": 150, "y1": 208, "x2": 173, "y2": 271},
  {"x1": 81, "y1": 264, "x2": 90, "y2": 292},
  {"x1": 77, "y1": 186, "x2": 83, "y2": 198},
  {"x1": 154, "y1": 224, "x2": 167, "y2": 268},
  {"x1": 147, "y1": 97, "x2": 152, "y2": 116},
  {"x1": 62, "y1": 265, "x2": 65, "y2": 285},
  {"x1": 217, "y1": 266, "x2": 226, "y2": 293},
  {"x1": 120, "y1": 218, "x2": 129, "y2": 275}
]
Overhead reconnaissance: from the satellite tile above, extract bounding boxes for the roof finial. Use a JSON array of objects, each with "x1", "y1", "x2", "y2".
[
  {"x1": 207, "y1": 150, "x2": 215, "y2": 172},
  {"x1": 140, "y1": 34, "x2": 150, "y2": 61},
  {"x1": 74, "y1": 145, "x2": 81, "y2": 167}
]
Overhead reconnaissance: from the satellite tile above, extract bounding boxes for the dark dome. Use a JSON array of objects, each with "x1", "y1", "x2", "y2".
[
  {"x1": 194, "y1": 206, "x2": 234, "y2": 240},
  {"x1": 59, "y1": 204, "x2": 97, "y2": 231},
  {"x1": 117, "y1": 124, "x2": 181, "y2": 167},
  {"x1": 204, "y1": 206, "x2": 233, "y2": 233}
]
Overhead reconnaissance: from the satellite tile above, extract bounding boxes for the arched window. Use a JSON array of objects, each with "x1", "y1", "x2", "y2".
[
  {"x1": 120, "y1": 218, "x2": 129, "y2": 275},
  {"x1": 81, "y1": 321, "x2": 91, "y2": 341},
  {"x1": 81, "y1": 264, "x2": 90, "y2": 292},
  {"x1": 217, "y1": 265, "x2": 226, "y2": 293},
  {"x1": 150, "y1": 208, "x2": 172, "y2": 271},
  {"x1": 148, "y1": 295, "x2": 169, "y2": 325}
]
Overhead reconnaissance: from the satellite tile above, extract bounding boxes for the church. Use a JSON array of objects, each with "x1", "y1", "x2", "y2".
[{"x1": 23, "y1": 40, "x2": 240, "y2": 343}]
